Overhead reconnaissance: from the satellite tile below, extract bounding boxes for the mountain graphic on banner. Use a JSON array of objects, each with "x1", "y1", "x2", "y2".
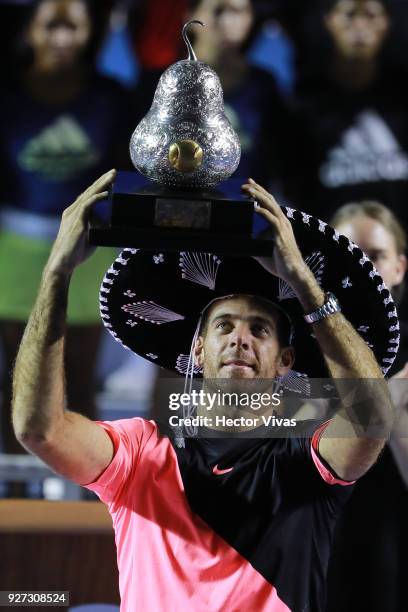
[
  {"x1": 18, "y1": 115, "x2": 100, "y2": 181},
  {"x1": 319, "y1": 109, "x2": 408, "y2": 187}
]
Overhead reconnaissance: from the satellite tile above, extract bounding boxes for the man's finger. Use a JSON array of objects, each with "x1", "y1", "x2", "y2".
[
  {"x1": 254, "y1": 205, "x2": 280, "y2": 230},
  {"x1": 81, "y1": 191, "x2": 109, "y2": 212},
  {"x1": 82, "y1": 169, "x2": 116, "y2": 199},
  {"x1": 248, "y1": 178, "x2": 271, "y2": 198},
  {"x1": 243, "y1": 184, "x2": 282, "y2": 218}
]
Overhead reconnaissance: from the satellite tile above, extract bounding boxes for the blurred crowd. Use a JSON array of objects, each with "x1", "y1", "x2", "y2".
[{"x1": 0, "y1": 0, "x2": 407, "y2": 610}]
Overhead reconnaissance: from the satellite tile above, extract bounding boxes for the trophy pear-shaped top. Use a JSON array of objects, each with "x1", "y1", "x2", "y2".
[
  {"x1": 129, "y1": 20, "x2": 241, "y2": 188},
  {"x1": 151, "y1": 20, "x2": 224, "y2": 120}
]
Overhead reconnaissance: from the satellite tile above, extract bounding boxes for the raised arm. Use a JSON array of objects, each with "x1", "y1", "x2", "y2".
[
  {"x1": 243, "y1": 179, "x2": 393, "y2": 482},
  {"x1": 12, "y1": 170, "x2": 116, "y2": 485}
]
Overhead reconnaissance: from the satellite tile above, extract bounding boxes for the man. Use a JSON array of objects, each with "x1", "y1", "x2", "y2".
[
  {"x1": 326, "y1": 201, "x2": 408, "y2": 612},
  {"x1": 12, "y1": 170, "x2": 396, "y2": 611},
  {"x1": 277, "y1": 0, "x2": 408, "y2": 232}
]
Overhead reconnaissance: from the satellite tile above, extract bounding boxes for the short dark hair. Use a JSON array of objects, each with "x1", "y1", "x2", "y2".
[{"x1": 198, "y1": 294, "x2": 293, "y2": 347}]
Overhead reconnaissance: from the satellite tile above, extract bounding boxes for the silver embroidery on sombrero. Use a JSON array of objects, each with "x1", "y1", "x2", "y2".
[
  {"x1": 389, "y1": 338, "x2": 399, "y2": 344},
  {"x1": 301, "y1": 212, "x2": 311, "y2": 225},
  {"x1": 389, "y1": 322, "x2": 400, "y2": 332},
  {"x1": 100, "y1": 286, "x2": 111, "y2": 294},
  {"x1": 124, "y1": 290, "x2": 136, "y2": 298},
  {"x1": 278, "y1": 252, "x2": 325, "y2": 301},
  {"x1": 153, "y1": 253, "x2": 164, "y2": 264},
  {"x1": 117, "y1": 256, "x2": 130, "y2": 265},
  {"x1": 123, "y1": 248, "x2": 139, "y2": 255},
  {"x1": 179, "y1": 252, "x2": 221, "y2": 290},
  {"x1": 342, "y1": 277, "x2": 352, "y2": 288},
  {"x1": 107, "y1": 265, "x2": 119, "y2": 276},
  {"x1": 388, "y1": 309, "x2": 398, "y2": 318},
  {"x1": 387, "y1": 347, "x2": 399, "y2": 353},
  {"x1": 347, "y1": 240, "x2": 358, "y2": 253},
  {"x1": 333, "y1": 230, "x2": 340, "y2": 242},
  {"x1": 318, "y1": 219, "x2": 327, "y2": 233},
  {"x1": 359, "y1": 253, "x2": 370, "y2": 266},
  {"x1": 175, "y1": 354, "x2": 203, "y2": 375},
  {"x1": 285, "y1": 207, "x2": 295, "y2": 218},
  {"x1": 126, "y1": 319, "x2": 138, "y2": 327},
  {"x1": 369, "y1": 268, "x2": 380, "y2": 279},
  {"x1": 358, "y1": 325, "x2": 370, "y2": 332},
  {"x1": 146, "y1": 353, "x2": 158, "y2": 360},
  {"x1": 279, "y1": 370, "x2": 311, "y2": 395},
  {"x1": 383, "y1": 295, "x2": 393, "y2": 305},
  {"x1": 121, "y1": 301, "x2": 185, "y2": 325}
]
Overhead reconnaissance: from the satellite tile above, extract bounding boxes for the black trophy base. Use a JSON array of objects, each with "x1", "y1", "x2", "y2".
[{"x1": 88, "y1": 171, "x2": 274, "y2": 256}]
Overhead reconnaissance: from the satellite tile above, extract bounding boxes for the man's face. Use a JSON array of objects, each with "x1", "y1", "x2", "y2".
[
  {"x1": 335, "y1": 215, "x2": 407, "y2": 288},
  {"x1": 325, "y1": 0, "x2": 390, "y2": 60},
  {"x1": 194, "y1": 296, "x2": 294, "y2": 380},
  {"x1": 27, "y1": 0, "x2": 91, "y2": 73}
]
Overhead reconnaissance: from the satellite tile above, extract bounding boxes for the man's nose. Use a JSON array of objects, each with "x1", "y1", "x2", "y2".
[
  {"x1": 353, "y1": 14, "x2": 370, "y2": 30},
  {"x1": 229, "y1": 323, "x2": 251, "y2": 350},
  {"x1": 53, "y1": 27, "x2": 74, "y2": 48}
]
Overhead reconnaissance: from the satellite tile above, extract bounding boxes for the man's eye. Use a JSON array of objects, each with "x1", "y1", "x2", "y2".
[
  {"x1": 252, "y1": 324, "x2": 268, "y2": 335},
  {"x1": 216, "y1": 320, "x2": 230, "y2": 330}
]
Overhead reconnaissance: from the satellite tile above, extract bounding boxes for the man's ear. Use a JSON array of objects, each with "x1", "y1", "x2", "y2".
[
  {"x1": 276, "y1": 346, "x2": 295, "y2": 377},
  {"x1": 395, "y1": 254, "x2": 407, "y2": 285},
  {"x1": 194, "y1": 335, "x2": 205, "y2": 368}
]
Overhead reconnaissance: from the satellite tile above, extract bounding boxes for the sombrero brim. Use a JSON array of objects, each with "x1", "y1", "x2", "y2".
[{"x1": 99, "y1": 207, "x2": 400, "y2": 386}]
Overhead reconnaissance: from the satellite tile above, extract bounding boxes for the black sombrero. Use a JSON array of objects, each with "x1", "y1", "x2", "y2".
[{"x1": 99, "y1": 206, "x2": 400, "y2": 390}]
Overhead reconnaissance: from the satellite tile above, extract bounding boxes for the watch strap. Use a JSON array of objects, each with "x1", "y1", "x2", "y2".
[{"x1": 304, "y1": 292, "x2": 341, "y2": 324}]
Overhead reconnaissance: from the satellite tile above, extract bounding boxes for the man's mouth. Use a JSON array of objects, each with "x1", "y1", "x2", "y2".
[{"x1": 223, "y1": 360, "x2": 254, "y2": 369}]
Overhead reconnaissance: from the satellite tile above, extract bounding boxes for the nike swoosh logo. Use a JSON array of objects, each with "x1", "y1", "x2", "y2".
[{"x1": 212, "y1": 464, "x2": 234, "y2": 476}]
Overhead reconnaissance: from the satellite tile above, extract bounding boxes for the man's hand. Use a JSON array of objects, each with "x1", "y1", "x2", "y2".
[
  {"x1": 47, "y1": 169, "x2": 116, "y2": 275},
  {"x1": 12, "y1": 170, "x2": 117, "y2": 484},
  {"x1": 242, "y1": 179, "x2": 307, "y2": 284},
  {"x1": 242, "y1": 180, "x2": 392, "y2": 481}
]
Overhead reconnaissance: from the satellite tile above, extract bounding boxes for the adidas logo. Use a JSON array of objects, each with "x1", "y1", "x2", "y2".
[
  {"x1": 319, "y1": 109, "x2": 408, "y2": 187},
  {"x1": 18, "y1": 115, "x2": 100, "y2": 180}
]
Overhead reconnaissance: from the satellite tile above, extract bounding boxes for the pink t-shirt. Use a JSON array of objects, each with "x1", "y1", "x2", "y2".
[{"x1": 84, "y1": 418, "x2": 354, "y2": 612}]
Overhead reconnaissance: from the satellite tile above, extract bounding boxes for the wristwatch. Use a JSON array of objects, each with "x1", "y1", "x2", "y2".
[{"x1": 303, "y1": 292, "x2": 341, "y2": 324}]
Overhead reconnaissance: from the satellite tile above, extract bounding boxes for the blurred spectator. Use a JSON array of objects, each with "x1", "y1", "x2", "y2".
[
  {"x1": 188, "y1": 0, "x2": 286, "y2": 184},
  {"x1": 332, "y1": 200, "x2": 407, "y2": 352},
  {"x1": 0, "y1": 0, "x2": 135, "y2": 465},
  {"x1": 278, "y1": 0, "x2": 408, "y2": 230},
  {"x1": 325, "y1": 201, "x2": 408, "y2": 612}
]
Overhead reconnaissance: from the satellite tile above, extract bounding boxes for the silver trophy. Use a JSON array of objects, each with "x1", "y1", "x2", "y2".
[
  {"x1": 89, "y1": 21, "x2": 273, "y2": 256},
  {"x1": 129, "y1": 20, "x2": 241, "y2": 189}
]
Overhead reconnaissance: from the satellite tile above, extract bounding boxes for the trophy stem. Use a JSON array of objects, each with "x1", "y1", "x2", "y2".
[{"x1": 182, "y1": 20, "x2": 204, "y2": 61}]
